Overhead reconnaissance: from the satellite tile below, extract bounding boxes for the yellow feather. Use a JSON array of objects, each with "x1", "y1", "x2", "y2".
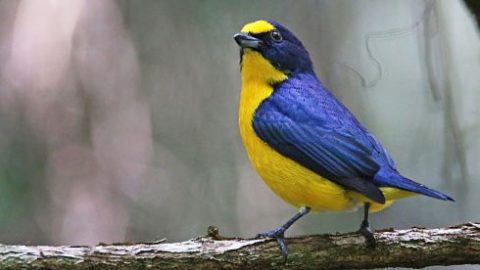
[
  {"x1": 239, "y1": 50, "x2": 355, "y2": 211},
  {"x1": 348, "y1": 188, "x2": 415, "y2": 212},
  {"x1": 240, "y1": 20, "x2": 275, "y2": 34},
  {"x1": 238, "y1": 49, "x2": 414, "y2": 212}
]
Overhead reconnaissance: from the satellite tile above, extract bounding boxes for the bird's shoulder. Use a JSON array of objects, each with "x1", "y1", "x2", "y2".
[
  {"x1": 256, "y1": 72, "x2": 360, "y2": 132},
  {"x1": 254, "y1": 72, "x2": 396, "y2": 168},
  {"x1": 252, "y1": 73, "x2": 389, "y2": 203}
]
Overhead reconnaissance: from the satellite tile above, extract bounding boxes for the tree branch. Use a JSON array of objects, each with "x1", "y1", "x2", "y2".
[{"x1": 1, "y1": 223, "x2": 479, "y2": 269}]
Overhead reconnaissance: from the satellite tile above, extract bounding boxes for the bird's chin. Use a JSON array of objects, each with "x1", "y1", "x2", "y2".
[{"x1": 240, "y1": 48, "x2": 259, "y2": 54}]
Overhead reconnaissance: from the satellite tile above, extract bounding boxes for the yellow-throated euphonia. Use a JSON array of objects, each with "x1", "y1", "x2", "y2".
[{"x1": 234, "y1": 20, "x2": 453, "y2": 261}]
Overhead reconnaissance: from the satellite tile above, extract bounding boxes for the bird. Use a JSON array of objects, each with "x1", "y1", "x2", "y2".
[{"x1": 233, "y1": 19, "x2": 454, "y2": 261}]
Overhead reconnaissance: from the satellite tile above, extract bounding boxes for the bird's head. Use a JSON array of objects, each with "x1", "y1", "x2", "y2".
[{"x1": 234, "y1": 20, "x2": 313, "y2": 84}]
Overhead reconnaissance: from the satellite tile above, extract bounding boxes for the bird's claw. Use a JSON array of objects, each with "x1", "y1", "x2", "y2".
[
  {"x1": 256, "y1": 227, "x2": 284, "y2": 238},
  {"x1": 358, "y1": 224, "x2": 376, "y2": 248},
  {"x1": 256, "y1": 228, "x2": 288, "y2": 263}
]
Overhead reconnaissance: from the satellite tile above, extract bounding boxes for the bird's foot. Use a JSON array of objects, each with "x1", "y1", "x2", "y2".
[
  {"x1": 256, "y1": 227, "x2": 288, "y2": 263},
  {"x1": 358, "y1": 221, "x2": 376, "y2": 248}
]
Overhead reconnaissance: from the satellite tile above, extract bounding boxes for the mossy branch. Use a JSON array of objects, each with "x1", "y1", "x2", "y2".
[{"x1": 0, "y1": 223, "x2": 479, "y2": 269}]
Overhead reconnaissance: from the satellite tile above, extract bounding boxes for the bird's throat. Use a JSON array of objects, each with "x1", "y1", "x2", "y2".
[
  {"x1": 239, "y1": 50, "x2": 286, "y2": 128},
  {"x1": 238, "y1": 50, "x2": 287, "y2": 168},
  {"x1": 240, "y1": 50, "x2": 287, "y2": 86}
]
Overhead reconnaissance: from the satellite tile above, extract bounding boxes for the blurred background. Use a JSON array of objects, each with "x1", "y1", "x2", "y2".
[{"x1": 0, "y1": 0, "x2": 478, "y2": 259}]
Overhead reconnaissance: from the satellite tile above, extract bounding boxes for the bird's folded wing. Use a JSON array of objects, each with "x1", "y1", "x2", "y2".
[{"x1": 253, "y1": 115, "x2": 385, "y2": 203}]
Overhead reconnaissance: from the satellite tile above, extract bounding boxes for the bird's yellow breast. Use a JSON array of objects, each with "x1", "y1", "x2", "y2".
[
  {"x1": 238, "y1": 50, "x2": 409, "y2": 212},
  {"x1": 238, "y1": 50, "x2": 356, "y2": 211}
]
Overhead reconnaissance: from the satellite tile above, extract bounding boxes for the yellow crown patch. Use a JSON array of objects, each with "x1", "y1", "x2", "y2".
[{"x1": 241, "y1": 20, "x2": 275, "y2": 34}]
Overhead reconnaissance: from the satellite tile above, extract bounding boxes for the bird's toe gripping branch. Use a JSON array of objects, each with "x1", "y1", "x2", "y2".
[
  {"x1": 255, "y1": 207, "x2": 311, "y2": 262},
  {"x1": 358, "y1": 203, "x2": 376, "y2": 247},
  {"x1": 257, "y1": 227, "x2": 288, "y2": 262},
  {"x1": 358, "y1": 221, "x2": 376, "y2": 247}
]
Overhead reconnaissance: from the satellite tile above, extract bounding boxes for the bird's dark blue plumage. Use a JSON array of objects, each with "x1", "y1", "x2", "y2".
[
  {"x1": 252, "y1": 55, "x2": 453, "y2": 203},
  {"x1": 236, "y1": 19, "x2": 453, "y2": 261}
]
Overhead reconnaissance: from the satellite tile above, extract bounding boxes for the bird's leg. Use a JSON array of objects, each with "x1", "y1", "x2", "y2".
[
  {"x1": 358, "y1": 203, "x2": 376, "y2": 247},
  {"x1": 256, "y1": 206, "x2": 310, "y2": 262}
]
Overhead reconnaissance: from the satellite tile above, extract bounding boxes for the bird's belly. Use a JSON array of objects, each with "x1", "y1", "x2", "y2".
[
  {"x1": 238, "y1": 78, "x2": 359, "y2": 212},
  {"x1": 239, "y1": 119, "x2": 357, "y2": 212}
]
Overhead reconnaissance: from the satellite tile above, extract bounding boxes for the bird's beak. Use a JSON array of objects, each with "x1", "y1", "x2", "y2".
[{"x1": 233, "y1": 32, "x2": 262, "y2": 49}]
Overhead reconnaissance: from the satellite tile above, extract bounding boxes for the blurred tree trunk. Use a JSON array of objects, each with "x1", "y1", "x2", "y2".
[
  {"x1": 0, "y1": 223, "x2": 479, "y2": 269},
  {"x1": 464, "y1": 0, "x2": 480, "y2": 27}
]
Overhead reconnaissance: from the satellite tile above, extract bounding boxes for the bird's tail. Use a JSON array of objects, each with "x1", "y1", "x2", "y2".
[{"x1": 374, "y1": 171, "x2": 454, "y2": 201}]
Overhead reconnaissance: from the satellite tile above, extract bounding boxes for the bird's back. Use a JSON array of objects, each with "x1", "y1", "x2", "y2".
[
  {"x1": 254, "y1": 71, "x2": 452, "y2": 204},
  {"x1": 256, "y1": 71, "x2": 395, "y2": 173}
]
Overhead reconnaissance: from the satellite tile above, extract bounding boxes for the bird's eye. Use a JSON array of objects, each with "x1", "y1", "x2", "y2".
[{"x1": 270, "y1": 30, "x2": 283, "y2": 42}]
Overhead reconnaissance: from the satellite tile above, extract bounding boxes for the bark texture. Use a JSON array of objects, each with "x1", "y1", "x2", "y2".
[{"x1": 0, "y1": 223, "x2": 479, "y2": 269}]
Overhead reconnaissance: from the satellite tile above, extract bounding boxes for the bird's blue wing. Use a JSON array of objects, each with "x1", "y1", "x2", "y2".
[{"x1": 253, "y1": 88, "x2": 386, "y2": 203}]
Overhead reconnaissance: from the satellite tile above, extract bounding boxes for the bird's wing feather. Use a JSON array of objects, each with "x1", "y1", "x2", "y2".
[{"x1": 253, "y1": 95, "x2": 385, "y2": 203}]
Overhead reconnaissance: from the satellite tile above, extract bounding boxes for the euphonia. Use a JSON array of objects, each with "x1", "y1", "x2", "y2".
[{"x1": 234, "y1": 20, "x2": 453, "y2": 261}]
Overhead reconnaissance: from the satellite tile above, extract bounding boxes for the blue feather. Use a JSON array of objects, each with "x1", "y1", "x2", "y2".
[
  {"x1": 253, "y1": 71, "x2": 453, "y2": 203},
  {"x1": 374, "y1": 170, "x2": 454, "y2": 201}
]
